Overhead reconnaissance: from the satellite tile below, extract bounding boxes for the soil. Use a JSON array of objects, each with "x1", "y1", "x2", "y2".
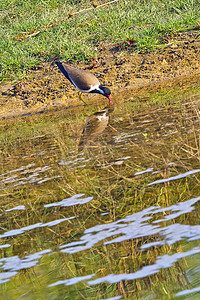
[{"x1": 1, "y1": 30, "x2": 200, "y2": 119}]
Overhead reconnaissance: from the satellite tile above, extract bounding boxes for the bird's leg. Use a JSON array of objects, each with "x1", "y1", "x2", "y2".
[{"x1": 78, "y1": 91, "x2": 88, "y2": 105}]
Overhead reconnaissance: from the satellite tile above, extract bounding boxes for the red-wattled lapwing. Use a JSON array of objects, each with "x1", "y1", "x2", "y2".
[
  {"x1": 56, "y1": 62, "x2": 112, "y2": 105},
  {"x1": 78, "y1": 106, "x2": 114, "y2": 150}
]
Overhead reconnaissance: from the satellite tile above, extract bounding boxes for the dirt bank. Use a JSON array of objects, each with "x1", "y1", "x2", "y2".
[{"x1": 1, "y1": 31, "x2": 200, "y2": 119}]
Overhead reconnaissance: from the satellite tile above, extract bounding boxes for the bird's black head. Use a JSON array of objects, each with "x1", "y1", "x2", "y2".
[
  {"x1": 99, "y1": 86, "x2": 112, "y2": 104},
  {"x1": 99, "y1": 86, "x2": 111, "y2": 97},
  {"x1": 90, "y1": 85, "x2": 112, "y2": 104}
]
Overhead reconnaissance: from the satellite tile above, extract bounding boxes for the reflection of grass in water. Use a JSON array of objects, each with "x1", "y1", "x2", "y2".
[
  {"x1": 0, "y1": 220, "x2": 196, "y2": 299},
  {"x1": 1, "y1": 83, "x2": 200, "y2": 207},
  {"x1": 0, "y1": 84, "x2": 200, "y2": 298}
]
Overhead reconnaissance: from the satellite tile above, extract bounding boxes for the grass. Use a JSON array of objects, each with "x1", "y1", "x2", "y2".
[{"x1": 0, "y1": 0, "x2": 200, "y2": 82}]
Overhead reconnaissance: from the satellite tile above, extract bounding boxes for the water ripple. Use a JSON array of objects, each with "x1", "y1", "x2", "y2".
[
  {"x1": 0, "y1": 249, "x2": 51, "y2": 284},
  {"x1": 5, "y1": 205, "x2": 25, "y2": 212},
  {"x1": 44, "y1": 194, "x2": 93, "y2": 208},
  {"x1": 87, "y1": 247, "x2": 200, "y2": 285},
  {"x1": 60, "y1": 196, "x2": 200, "y2": 253},
  {"x1": 0, "y1": 217, "x2": 75, "y2": 239},
  {"x1": 100, "y1": 297, "x2": 122, "y2": 300},
  {"x1": 0, "y1": 271, "x2": 18, "y2": 284},
  {"x1": 48, "y1": 274, "x2": 95, "y2": 287},
  {"x1": 175, "y1": 285, "x2": 200, "y2": 296},
  {"x1": 147, "y1": 169, "x2": 200, "y2": 186}
]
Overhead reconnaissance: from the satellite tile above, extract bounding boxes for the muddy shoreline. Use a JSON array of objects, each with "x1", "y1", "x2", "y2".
[{"x1": 1, "y1": 31, "x2": 200, "y2": 119}]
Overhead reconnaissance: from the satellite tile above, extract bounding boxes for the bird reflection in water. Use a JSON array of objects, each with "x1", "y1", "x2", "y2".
[{"x1": 78, "y1": 106, "x2": 114, "y2": 151}]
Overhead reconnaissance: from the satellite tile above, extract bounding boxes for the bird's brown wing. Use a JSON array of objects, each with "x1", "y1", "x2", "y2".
[
  {"x1": 78, "y1": 114, "x2": 109, "y2": 150},
  {"x1": 61, "y1": 64, "x2": 100, "y2": 91}
]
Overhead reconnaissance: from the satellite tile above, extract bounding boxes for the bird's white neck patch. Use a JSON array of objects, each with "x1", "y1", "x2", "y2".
[
  {"x1": 90, "y1": 84, "x2": 101, "y2": 93},
  {"x1": 75, "y1": 84, "x2": 101, "y2": 93},
  {"x1": 97, "y1": 111, "x2": 107, "y2": 121}
]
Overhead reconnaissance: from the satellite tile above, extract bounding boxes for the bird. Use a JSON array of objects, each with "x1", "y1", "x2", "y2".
[
  {"x1": 56, "y1": 62, "x2": 112, "y2": 105},
  {"x1": 78, "y1": 106, "x2": 114, "y2": 151}
]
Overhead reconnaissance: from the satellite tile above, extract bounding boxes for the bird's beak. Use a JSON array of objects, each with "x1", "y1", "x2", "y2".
[{"x1": 107, "y1": 95, "x2": 112, "y2": 105}]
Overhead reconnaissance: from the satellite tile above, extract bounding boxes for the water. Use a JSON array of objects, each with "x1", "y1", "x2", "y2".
[{"x1": 0, "y1": 84, "x2": 200, "y2": 299}]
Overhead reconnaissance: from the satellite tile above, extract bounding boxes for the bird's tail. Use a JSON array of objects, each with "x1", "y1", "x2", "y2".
[{"x1": 55, "y1": 62, "x2": 70, "y2": 81}]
